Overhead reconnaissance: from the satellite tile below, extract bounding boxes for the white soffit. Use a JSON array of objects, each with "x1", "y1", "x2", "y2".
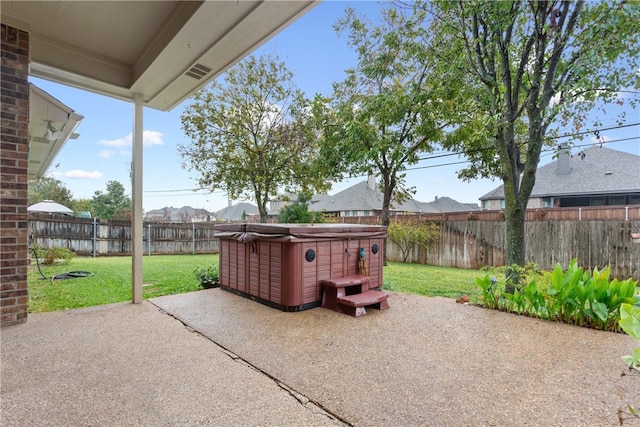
[{"x1": 28, "y1": 84, "x2": 83, "y2": 179}]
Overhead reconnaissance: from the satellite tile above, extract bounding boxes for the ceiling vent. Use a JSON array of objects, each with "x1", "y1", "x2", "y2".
[{"x1": 184, "y1": 63, "x2": 212, "y2": 80}]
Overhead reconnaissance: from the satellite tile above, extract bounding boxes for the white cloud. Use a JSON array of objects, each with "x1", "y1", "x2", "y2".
[
  {"x1": 98, "y1": 130, "x2": 164, "y2": 148},
  {"x1": 99, "y1": 150, "x2": 115, "y2": 158},
  {"x1": 61, "y1": 170, "x2": 103, "y2": 179}
]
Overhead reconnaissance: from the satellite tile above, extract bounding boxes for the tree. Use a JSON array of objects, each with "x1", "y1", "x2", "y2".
[
  {"x1": 179, "y1": 54, "x2": 331, "y2": 223},
  {"x1": 311, "y1": 7, "x2": 452, "y2": 240},
  {"x1": 90, "y1": 180, "x2": 132, "y2": 220},
  {"x1": 70, "y1": 198, "x2": 92, "y2": 216},
  {"x1": 28, "y1": 176, "x2": 73, "y2": 207},
  {"x1": 278, "y1": 194, "x2": 324, "y2": 224},
  {"x1": 387, "y1": 218, "x2": 440, "y2": 263},
  {"x1": 416, "y1": 0, "x2": 640, "y2": 289}
]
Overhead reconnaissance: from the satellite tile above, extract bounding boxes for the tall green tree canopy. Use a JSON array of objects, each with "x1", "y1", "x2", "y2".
[
  {"x1": 278, "y1": 194, "x2": 324, "y2": 224},
  {"x1": 90, "y1": 180, "x2": 132, "y2": 220},
  {"x1": 416, "y1": 0, "x2": 640, "y2": 287},
  {"x1": 28, "y1": 176, "x2": 74, "y2": 207},
  {"x1": 312, "y1": 7, "x2": 453, "y2": 229},
  {"x1": 179, "y1": 54, "x2": 330, "y2": 223}
]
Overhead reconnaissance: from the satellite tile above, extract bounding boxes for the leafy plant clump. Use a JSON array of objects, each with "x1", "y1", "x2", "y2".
[
  {"x1": 618, "y1": 304, "x2": 640, "y2": 425},
  {"x1": 387, "y1": 218, "x2": 440, "y2": 263},
  {"x1": 33, "y1": 245, "x2": 76, "y2": 266},
  {"x1": 477, "y1": 259, "x2": 640, "y2": 332},
  {"x1": 194, "y1": 266, "x2": 219, "y2": 289}
]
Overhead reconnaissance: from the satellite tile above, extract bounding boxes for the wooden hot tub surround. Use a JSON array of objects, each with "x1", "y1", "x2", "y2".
[{"x1": 214, "y1": 223, "x2": 388, "y2": 313}]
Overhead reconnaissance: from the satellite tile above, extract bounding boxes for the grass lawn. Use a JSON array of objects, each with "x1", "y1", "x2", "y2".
[
  {"x1": 383, "y1": 262, "x2": 491, "y2": 299},
  {"x1": 27, "y1": 254, "x2": 493, "y2": 313},
  {"x1": 28, "y1": 254, "x2": 219, "y2": 313}
]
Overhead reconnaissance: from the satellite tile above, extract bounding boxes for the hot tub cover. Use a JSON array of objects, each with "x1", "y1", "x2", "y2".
[{"x1": 214, "y1": 223, "x2": 387, "y2": 242}]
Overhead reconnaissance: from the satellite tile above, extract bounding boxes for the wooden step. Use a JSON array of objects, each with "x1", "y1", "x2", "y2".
[
  {"x1": 337, "y1": 290, "x2": 389, "y2": 307},
  {"x1": 320, "y1": 275, "x2": 369, "y2": 288}
]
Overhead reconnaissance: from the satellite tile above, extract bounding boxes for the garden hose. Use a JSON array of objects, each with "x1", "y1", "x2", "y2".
[
  {"x1": 30, "y1": 247, "x2": 93, "y2": 283},
  {"x1": 30, "y1": 247, "x2": 48, "y2": 280}
]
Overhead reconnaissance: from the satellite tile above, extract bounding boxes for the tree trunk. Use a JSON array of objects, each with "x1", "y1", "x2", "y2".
[
  {"x1": 381, "y1": 183, "x2": 393, "y2": 266},
  {"x1": 504, "y1": 199, "x2": 526, "y2": 293}
]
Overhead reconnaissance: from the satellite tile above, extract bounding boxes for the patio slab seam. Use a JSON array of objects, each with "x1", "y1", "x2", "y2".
[{"x1": 149, "y1": 301, "x2": 350, "y2": 427}]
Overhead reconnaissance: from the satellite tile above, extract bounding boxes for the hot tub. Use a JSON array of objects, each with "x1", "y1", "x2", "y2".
[{"x1": 214, "y1": 223, "x2": 387, "y2": 311}]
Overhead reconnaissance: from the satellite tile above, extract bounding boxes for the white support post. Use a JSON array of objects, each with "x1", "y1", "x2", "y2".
[{"x1": 132, "y1": 93, "x2": 143, "y2": 304}]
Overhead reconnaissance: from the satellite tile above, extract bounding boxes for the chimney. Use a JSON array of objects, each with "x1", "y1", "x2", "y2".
[
  {"x1": 557, "y1": 143, "x2": 571, "y2": 175},
  {"x1": 367, "y1": 174, "x2": 376, "y2": 191}
]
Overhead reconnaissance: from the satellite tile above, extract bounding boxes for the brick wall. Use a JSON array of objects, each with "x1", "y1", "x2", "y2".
[{"x1": 1, "y1": 24, "x2": 30, "y2": 326}]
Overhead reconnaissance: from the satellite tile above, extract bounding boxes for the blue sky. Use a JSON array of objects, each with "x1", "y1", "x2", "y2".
[{"x1": 33, "y1": 1, "x2": 640, "y2": 213}]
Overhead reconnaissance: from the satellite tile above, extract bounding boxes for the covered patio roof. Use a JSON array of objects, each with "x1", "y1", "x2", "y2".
[
  {"x1": 2, "y1": 1, "x2": 316, "y2": 110},
  {"x1": 4, "y1": 1, "x2": 316, "y2": 175}
]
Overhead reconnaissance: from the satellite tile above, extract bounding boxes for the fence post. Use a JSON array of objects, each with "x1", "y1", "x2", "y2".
[
  {"x1": 579, "y1": 207, "x2": 582, "y2": 221},
  {"x1": 626, "y1": 206, "x2": 629, "y2": 221},
  {"x1": 147, "y1": 223, "x2": 151, "y2": 256},
  {"x1": 93, "y1": 217, "x2": 97, "y2": 258},
  {"x1": 192, "y1": 222, "x2": 195, "y2": 255}
]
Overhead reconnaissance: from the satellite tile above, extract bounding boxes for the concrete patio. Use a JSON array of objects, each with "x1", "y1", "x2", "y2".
[{"x1": 2, "y1": 289, "x2": 637, "y2": 426}]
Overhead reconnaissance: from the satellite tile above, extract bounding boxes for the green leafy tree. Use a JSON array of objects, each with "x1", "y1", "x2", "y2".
[
  {"x1": 90, "y1": 180, "x2": 132, "y2": 220},
  {"x1": 387, "y1": 218, "x2": 440, "y2": 263},
  {"x1": 311, "y1": 7, "x2": 452, "y2": 247},
  {"x1": 70, "y1": 198, "x2": 92, "y2": 216},
  {"x1": 28, "y1": 176, "x2": 74, "y2": 207},
  {"x1": 416, "y1": 0, "x2": 640, "y2": 290},
  {"x1": 180, "y1": 54, "x2": 331, "y2": 223},
  {"x1": 278, "y1": 194, "x2": 324, "y2": 224}
]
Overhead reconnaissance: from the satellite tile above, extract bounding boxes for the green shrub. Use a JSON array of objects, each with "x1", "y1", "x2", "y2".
[
  {"x1": 194, "y1": 265, "x2": 219, "y2": 289},
  {"x1": 33, "y1": 246, "x2": 76, "y2": 266},
  {"x1": 618, "y1": 304, "x2": 640, "y2": 424},
  {"x1": 477, "y1": 259, "x2": 640, "y2": 332}
]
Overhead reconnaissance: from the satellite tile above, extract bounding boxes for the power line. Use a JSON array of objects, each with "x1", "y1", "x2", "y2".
[
  {"x1": 406, "y1": 136, "x2": 639, "y2": 172},
  {"x1": 415, "y1": 121, "x2": 640, "y2": 162},
  {"x1": 143, "y1": 123, "x2": 638, "y2": 194}
]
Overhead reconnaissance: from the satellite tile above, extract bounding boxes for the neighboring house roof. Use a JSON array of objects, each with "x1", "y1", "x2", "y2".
[
  {"x1": 215, "y1": 202, "x2": 259, "y2": 221},
  {"x1": 309, "y1": 180, "x2": 439, "y2": 214},
  {"x1": 421, "y1": 196, "x2": 479, "y2": 213},
  {"x1": 146, "y1": 206, "x2": 213, "y2": 222},
  {"x1": 480, "y1": 146, "x2": 640, "y2": 200}
]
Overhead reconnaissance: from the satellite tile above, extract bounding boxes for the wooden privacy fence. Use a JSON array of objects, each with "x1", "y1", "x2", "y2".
[
  {"x1": 385, "y1": 220, "x2": 640, "y2": 280},
  {"x1": 333, "y1": 205, "x2": 640, "y2": 223},
  {"x1": 28, "y1": 214, "x2": 219, "y2": 256},
  {"x1": 28, "y1": 206, "x2": 640, "y2": 280}
]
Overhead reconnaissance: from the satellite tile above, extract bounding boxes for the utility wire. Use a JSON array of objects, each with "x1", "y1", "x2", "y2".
[
  {"x1": 415, "y1": 121, "x2": 639, "y2": 162},
  {"x1": 406, "y1": 136, "x2": 639, "y2": 172},
  {"x1": 143, "y1": 122, "x2": 639, "y2": 194}
]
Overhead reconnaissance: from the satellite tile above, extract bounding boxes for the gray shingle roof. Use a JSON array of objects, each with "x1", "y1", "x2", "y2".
[
  {"x1": 309, "y1": 180, "x2": 439, "y2": 213},
  {"x1": 479, "y1": 146, "x2": 640, "y2": 200},
  {"x1": 421, "y1": 196, "x2": 479, "y2": 212},
  {"x1": 146, "y1": 206, "x2": 214, "y2": 221},
  {"x1": 215, "y1": 202, "x2": 259, "y2": 221}
]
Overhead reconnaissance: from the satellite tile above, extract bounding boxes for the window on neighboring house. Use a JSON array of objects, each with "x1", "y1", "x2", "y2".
[
  {"x1": 482, "y1": 200, "x2": 489, "y2": 210},
  {"x1": 363, "y1": 210, "x2": 370, "y2": 216},
  {"x1": 542, "y1": 197, "x2": 553, "y2": 208},
  {"x1": 608, "y1": 195, "x2": 626, "y2": 205},
  {"x1": 630, "y1": 195, "x2": 640, "y2": 205},
  {"x1": 500, "y1": 199, "x2": 505, "y2": 209},
  {"x1": 590, "y1": 196, "x2": 605, "y2": 206},
  {"x1": 352, "y1": 210, "x2": 358, "y2": 216}
]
